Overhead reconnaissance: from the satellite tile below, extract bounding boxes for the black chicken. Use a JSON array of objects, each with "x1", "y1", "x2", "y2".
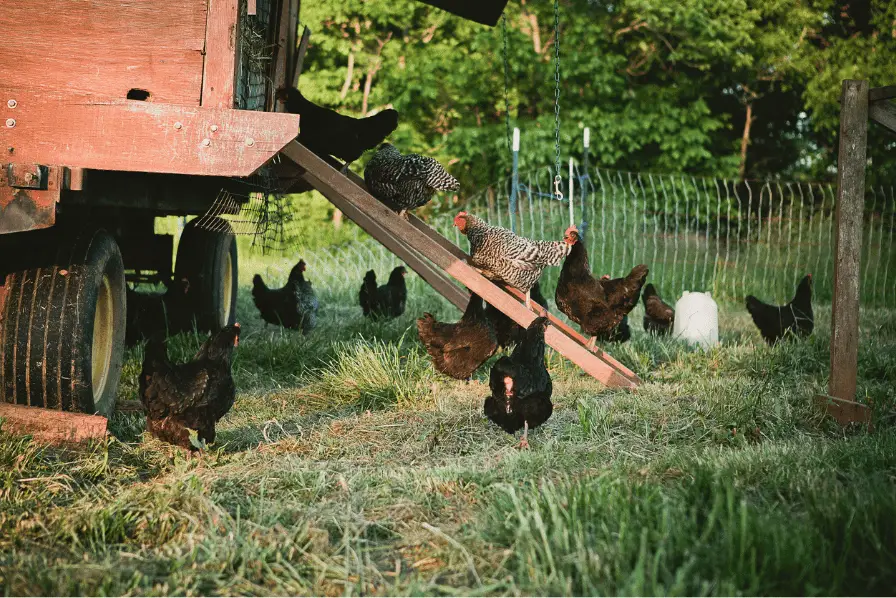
[
  {"x1": 139, "y1": 324, "x2": 240, "y2": 450},
  {"x1": 125, "y1": 277, "x2": 192, "y2": 347},
  {"x1": 555, "y1": 230, "x2": 648, "y2": 349},
  {"x1": 484, "y1": 315, "x2": 553, "y2": 449},
  {"x1": 642, "y1": 283, "x2": 675, "y2": 335},
  {"x1": 417, "y1": 294, "x2": 498, "y2": 380},
  {"x1": 276, "y1": 87, "x2": 398, "y2": 168},
  {"x1": 485, "y1": 280, "x2": 549, "y2": 348},
  {"x1": 359, "y1": 266, "x2": 407, "y2": 319},
  {"x1": 746, "y1": 274, "x2": 814, "y2": 345},
  {"x1": 252, "y1": 260, "x2": 319, "y2": 334}
]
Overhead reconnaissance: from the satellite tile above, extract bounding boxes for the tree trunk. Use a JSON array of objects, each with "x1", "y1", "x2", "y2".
[
  {"x1": 739, "y1": 102, "x2": 753, "y2": 179},
  {"x1": 340, "y1": 51, "x2": 355, "y2": 100}
]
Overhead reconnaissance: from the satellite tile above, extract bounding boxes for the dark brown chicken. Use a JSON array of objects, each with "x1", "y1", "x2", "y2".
[
  {"x1": 485, "y1": 280, "x2": 549, "y2": 348},
  {"x1": 359, "y1": 266, "x2": 407, "y2": 319},
  {"x1": 417, "y1": 294, "x2": 497, "y2": 379},
  {"x1": 642, "y1": 283, "x2": 675, "y2": 335},
  {"x1": 484, "y1": 315, "x2": 552, "y2": 449},
  {"x1": 276, "y1": 87, "x2": 398, "y2": 168},
  {"x1": 555, "y1": 230, "x2": 648, "y2": 349},
  {"x1": 139, "y1": 324, "x2": 240, "y2": 450},
  {"x1": 746, "y1": 274, "x2": 814, "y2": 345},
  {"x1": 125, "y1": 277, "x2": 192, "y2": 347}
]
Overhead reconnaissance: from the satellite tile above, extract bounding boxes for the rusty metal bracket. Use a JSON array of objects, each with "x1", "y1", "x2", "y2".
[{"x1": 6, "y1": 163, "x2": 47, "y2": 189}]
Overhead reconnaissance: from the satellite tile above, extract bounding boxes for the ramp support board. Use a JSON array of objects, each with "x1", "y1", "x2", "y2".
[{"x1": 281, "y1": 141, "x2": 638, "y2": 388}]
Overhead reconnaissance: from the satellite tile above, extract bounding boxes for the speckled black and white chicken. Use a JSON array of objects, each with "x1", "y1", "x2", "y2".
[
  {"x1": 364, "y1": 144, "x2": 459, "y2": 218},
  {"x1": 454, "y1": 211, "x2": 575, "y2": 307}
]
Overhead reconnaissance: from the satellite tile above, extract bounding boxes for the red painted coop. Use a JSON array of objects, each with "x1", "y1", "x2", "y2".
[{"x1": 0, "y1": 0, "x2": 512, "y2": 420}]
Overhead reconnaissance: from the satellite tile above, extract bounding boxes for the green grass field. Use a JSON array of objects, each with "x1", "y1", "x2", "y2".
[{"x1": 2, "y1": 253, "x2": 895, "y2": 596}]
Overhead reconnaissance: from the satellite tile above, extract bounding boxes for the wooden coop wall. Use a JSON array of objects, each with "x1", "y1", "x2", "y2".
[{"x1": 0, "y1": 0, "x2": 209, "y2": 106}]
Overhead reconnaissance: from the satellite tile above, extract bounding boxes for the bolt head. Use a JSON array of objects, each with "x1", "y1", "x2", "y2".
[
  {"x1": 245, "y1": 137, "x2": 255, "y2": 147},
  {"x1": 201, "y1": 138, "x2": 211, "y2": 147},
  {"x1": 210, "y1": 125, "x2": 219, "y2": 132},
  {"x1": 5, "y1": 118, "x2": 15, "y2": 127},
  {"x1": 174, "y1": 121, "x2": 183, "y2": 130},
  {"x1": 7, "y1": 99, "x2": 17, "y2": 109}
]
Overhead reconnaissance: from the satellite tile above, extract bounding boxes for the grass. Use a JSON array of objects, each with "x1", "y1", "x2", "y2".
[{"x1": 1, "y1": 256, "x2": 895, "y2": 596}]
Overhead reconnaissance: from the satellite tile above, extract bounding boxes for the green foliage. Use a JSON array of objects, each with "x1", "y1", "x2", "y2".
[{"x1": 296, "y1": 0, "x2": 895, "y2": 187}]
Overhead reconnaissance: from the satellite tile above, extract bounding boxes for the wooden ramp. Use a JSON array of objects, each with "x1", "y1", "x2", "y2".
[{"x1": 281, "y1": 141, "x2": 639, "y2": 389}]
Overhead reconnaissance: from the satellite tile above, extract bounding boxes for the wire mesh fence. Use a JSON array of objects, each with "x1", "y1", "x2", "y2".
[{"x1": 427, "y1": 167, "x2": 895, "y2": 307}]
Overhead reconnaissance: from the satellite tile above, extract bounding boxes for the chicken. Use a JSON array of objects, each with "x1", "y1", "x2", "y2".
[
  {"x1": 555, "y1": 230, "x2": 648, "y2": 349},
  {"x1": 642, "y1": 283, "x2": 674, "y2": 335},
  {"x1": 454, "y1": 211, "x2": 575, "y2": 307},
  {"x1": 359, "y1": 266, "x2": 407, "y2": 319},
  {"x1": 485, "y1": 280, "x2": 549, "y2": 348},
  {"x1": 276, "y1": 87, "x2": 398, "y2": 169},
  {"x1": 484, "y1": 315, "x2": 552, "y2": 449},
  {"x1": 364, "y1": 144, "x2": 459, "y2": 218},
  {"x1": 417, "y1": 294, "x2": 498, "y2": 379},
  {"x1": 125, "y1": 277, "x2": 192, "y2": 347},
  {"x1": 252, "y1": 259, "x2": 319, "y2": 334},
  {"x1": 746, "y1": 274, "x2": 814, "y2": 345},
  {"x1": 598, "y1": 315, "x2": 631, "y2": 343},
  {"x1": 139, "y1": 324, "x2": 240, "y2": 450}
]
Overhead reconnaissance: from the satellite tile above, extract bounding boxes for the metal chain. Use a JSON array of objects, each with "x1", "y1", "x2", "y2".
[
  {"x1": 552, "y1": 0, "x2": 562, "y2": 201},
  {"x1": 502, "y1": 14, "x2": 513, "y2": 156}
]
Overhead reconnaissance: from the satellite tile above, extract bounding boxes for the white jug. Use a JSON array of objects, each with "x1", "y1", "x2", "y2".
[{"x1": 673, "y1": 291, "x2": 719, "y2": 349}]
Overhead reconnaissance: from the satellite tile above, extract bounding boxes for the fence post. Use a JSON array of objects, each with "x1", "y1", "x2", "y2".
[
  {"x1": 826, "y1": 79, "x2": 869, "y2": 422},
  {"x1": 509, "y1": 128, "x2": 520, "y2": 233},
  {"x1": 581, "y1": 127, "x2": 590, "y2": 241}
]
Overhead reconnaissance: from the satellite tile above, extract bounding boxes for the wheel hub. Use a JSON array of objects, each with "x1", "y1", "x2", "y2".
[{"x1": 92, "y1": 274, "x2": 114, "y2": 405}]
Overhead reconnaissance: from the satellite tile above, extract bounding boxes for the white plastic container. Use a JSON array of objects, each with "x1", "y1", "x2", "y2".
[{"x1": 673, "y1": 291, "x2": 719, "y2": 349}]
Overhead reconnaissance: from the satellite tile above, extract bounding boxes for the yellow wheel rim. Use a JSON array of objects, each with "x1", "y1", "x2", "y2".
[
  {"x1": 221, "y1": 252, "x2": 233, "y2": 326},
  {"x1": 91, "y1": 274, "x2": 114, "y2": 403}
]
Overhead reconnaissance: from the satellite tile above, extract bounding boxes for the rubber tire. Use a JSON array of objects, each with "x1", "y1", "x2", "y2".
[
  {"x1": 174, "y1": 217, "x2": 238, "y2": 333},
  {"x1": 0, "y1": 229, "x2": 126, "y2": 416}
]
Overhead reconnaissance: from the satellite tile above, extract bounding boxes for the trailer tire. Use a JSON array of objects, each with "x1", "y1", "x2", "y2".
[
  {"x1": 175, "y1": 217, "x2": 238, "y2": 333},
  {"x1": 1, "y1": 228, "x2": 126, "y2": 416}
]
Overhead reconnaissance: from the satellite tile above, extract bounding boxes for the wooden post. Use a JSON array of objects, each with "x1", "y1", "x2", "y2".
[{"x1": 828, "y1": 80, "x2": 868, "y2": 412}]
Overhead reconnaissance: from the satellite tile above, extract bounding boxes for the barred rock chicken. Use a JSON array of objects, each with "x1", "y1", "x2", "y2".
[
  {"x1": 139, "y1": 324, "x2": 240, "y2": 451},
  {"x1": 746, "y1": 274, "x2": 814, "y2": 345},
  {"x1": 484, "y1": 315, "x2": 552, "y2": 449},
  {"x1": 125, "y1": 277, "x2": 192, "y2": 347},
  {"x1": 364, "y1": 144, "x2": 459, "y2": 218},
  {"x1": 454, "y1": 211, "x2": 575, "y2": 308},
  {"x1": 642, "y1": 283, "x2": 675, "y2": 335},
  {"x1": 276, "y1": 87, "x2": 398, "y2": 169},
  {"x1": 555, "y1": 230, "x2": 648, "y2": 349},
  {"x1": 485, "y1": 280, "x2": 549, "y2": 348},
  {"x1": 359, "y1": 266, "x2": 407, "y2": 319},
  {"x1": 252, "y1": 260, "x2": 319, "y2": 334},
  {"x1": 417, "y1": 294, "x2": 498, "y2": 379}
]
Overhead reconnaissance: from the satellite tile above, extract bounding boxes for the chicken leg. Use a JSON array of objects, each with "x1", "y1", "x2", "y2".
[{"x1": 517, "y1": 420, "x2": 530, "y2": 450}]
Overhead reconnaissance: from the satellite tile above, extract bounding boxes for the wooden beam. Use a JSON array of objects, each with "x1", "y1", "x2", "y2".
[
  {"x1": 286, "y1": 0, "x2": 299, "y2": 86},
  {"x1": 292, "y1": 26, "x2": 312, "y2": 87},
  {"x1": 2, "y1": 90, "x2": 300, "y2": 177},
  {"x1": 202, "y1": 0, "x2": 240, "y2": 109},
  {"x1": 272, "y1": 0, "x2": 292, "y2": 111},
  {"x1": 282, "y1": 141, "x2": 638, "y2": 388},
  {"x1": 248, "y1": 0, "x2": 257, "y2": 16},
  {"x1": 869, "y1": 85, "x2": 896, "y2": 103},
  {"x1": 828, "y1": 79, "x2": 868, "y2": 410},
  {"x1": 869, "y1": 99, "x2": 896, "y2": 135},
  {"x1": 0, "y1": 402, "x2": 107, "y2": 444}
]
